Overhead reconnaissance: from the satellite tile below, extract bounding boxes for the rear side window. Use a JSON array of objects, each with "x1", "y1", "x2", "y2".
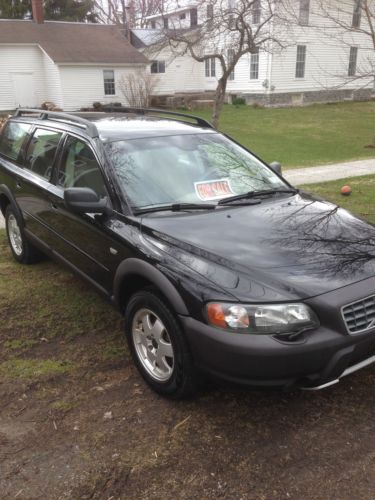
[
  {"x1": 24, "y1": 128, "x2": 62, "y2": 181},
  {"x1": 0, "y1": 121, "x2": 31, "y2": 162}
]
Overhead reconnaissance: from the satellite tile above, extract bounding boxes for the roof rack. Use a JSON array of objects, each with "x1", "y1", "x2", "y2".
[
  {"x1": 101, "y1": 106, "x2": 215, "y2": 130},
  {"x1": 13, "y1": 108, "x2": 99, "y2": 138}
]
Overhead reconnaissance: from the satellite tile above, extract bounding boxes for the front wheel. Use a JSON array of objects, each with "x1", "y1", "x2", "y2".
[
  {"x1": 5, "y1": 205, "x2": 43, "y2": 264},
  {"x1": 124, "y1": 291, "x2": 197, "y2": 398}
]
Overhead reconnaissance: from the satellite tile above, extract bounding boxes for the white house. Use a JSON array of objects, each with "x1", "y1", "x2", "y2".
[
  {"x1": 131, "y1": 28, "x2": 206, "y2": 95},
  {"x1": 146, "y1": 4, "x2": 199, "y2": 30},
  {"x1": 0, "y1": 0, "x2": 148, "y2": 111},
  {"x1": 138, "y1": 0, "x2": 375, "y2": 106}
]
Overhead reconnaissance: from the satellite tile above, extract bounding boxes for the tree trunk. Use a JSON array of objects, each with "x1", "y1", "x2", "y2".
[{"x1": 211, "y1": 77, "x2": 227, "y2": 129}]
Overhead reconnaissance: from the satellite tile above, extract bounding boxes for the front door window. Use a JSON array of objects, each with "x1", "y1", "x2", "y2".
[{"x1": 58, "y1": 136, "x2": 108, "y2": 199}]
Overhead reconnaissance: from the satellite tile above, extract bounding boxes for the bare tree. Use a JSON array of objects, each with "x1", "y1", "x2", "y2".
[
  {"x1": 313, "y1": 0, "x2": 375, "y2": 85},
  {"x1": 94, "y1": 0, "x2": 163, "y2": 27},
  {"x1": 119, "y1": 69, "x2": 160, "y2": 106},
  {"x1": 152, "y1": 0, "x2": 290, "y2": 128},
  {"x1": 132, "y1": 0, "x2": 165, "y2": 27},
  {"x1": 94, "y1": 0, "x2": 131, "y2": 28}
]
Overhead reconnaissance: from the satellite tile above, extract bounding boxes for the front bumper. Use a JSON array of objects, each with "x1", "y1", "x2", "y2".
[{"x1": 181, "y1": 316, "x2": 375, "y2": 389}]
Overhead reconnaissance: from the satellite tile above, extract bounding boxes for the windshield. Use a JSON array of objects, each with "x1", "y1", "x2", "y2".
[{"x1": 105, "y1": 133, "x2": 288, "y2": 210}]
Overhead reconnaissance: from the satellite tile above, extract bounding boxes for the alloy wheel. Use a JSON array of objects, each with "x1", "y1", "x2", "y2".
[
  {"x1": 132, "y1": 308, "x2": 175, "y2": 382},
  {"x1": 8, "y1": 214, "x2": 23, "y2": 256}
]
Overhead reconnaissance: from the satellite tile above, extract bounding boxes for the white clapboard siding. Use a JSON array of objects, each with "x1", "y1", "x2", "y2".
[
  {"x1": 153, "y1": 57, "x2": 206, "y2": 94},
  {"x1": 0, "y1": 45, "x2": 149, "y2": 111},
  {"x1": 145, "y1": 0, "x2": 375, "y2": 98},
  {"x1": 269, "y1": 19, "x2": 374, "y2": 93},
  {"x1": 0, "y1": 45, "x2": 46, "y2": 110},
  {"x1": 147, "y1": 7, "x2": 197, "y2": 30},
  {"x1": 223, "y1": 53, "x2": 269, "y2": 94},
  {"x1": 58, "y1": 65, "x2": 146, "y2": 110},
  {"x1": 143, "y1": 48, "x2": 206, "y2": 94},
  {"x1": 41, "y1": 50, "x2": 64, "y2": 108}
]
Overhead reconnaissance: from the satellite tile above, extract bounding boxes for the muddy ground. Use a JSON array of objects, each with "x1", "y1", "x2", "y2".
[{"x1": 1, "y1": 230, "x2": 375, "y2": 499}]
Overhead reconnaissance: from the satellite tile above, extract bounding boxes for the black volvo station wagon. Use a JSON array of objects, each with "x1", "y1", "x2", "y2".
[{"x1": 1, "y1": 108, "x2": 375, "y2": 398}]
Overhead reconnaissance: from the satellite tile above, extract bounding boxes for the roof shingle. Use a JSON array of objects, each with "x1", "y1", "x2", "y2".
[{"x1": 0, "y1": 20, "x2": 148, "y2": 65}]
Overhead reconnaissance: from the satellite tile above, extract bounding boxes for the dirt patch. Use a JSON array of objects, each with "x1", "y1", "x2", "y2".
[{"x1": 1, "y1": 230, "x2": 375, "y2": 498}]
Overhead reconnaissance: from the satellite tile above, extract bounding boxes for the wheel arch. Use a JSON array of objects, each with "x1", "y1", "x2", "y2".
[
  {"x1": 113, "y1": 258, "x2": 189, "y2": 316},
  {"x1": 0, "y1": 185, "x2": 23, "y2": 224}
]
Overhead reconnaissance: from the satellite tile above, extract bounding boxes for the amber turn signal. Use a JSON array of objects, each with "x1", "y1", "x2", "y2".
[
  {"x1": 207, "y1": 303, "x2": 227, "y2": 328},
  {"x1": 206, "y1": 303, "x2": 250, "y2": 330}
]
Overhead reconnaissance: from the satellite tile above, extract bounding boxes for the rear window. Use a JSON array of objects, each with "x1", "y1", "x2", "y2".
[
  {"x1": 24, "y1": 128, "x2": 63, "y2": 181},
  {"x1": 0, "y1": 121, "x2": 31, "y2": 162}
]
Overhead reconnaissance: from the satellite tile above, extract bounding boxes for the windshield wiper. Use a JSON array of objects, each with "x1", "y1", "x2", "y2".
[
  {"x1": 133, "y1": 203, "x2": 217, "y2": 215},
  {"x1": 218, "y1": 188, "x2": 298, "y2": 205}
]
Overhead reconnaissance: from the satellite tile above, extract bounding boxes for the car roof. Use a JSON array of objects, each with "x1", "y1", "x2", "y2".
[
  {"x1": 9, "y1": 112, "x2": 216, "y2": 142},
  {"x1": 85, "y1": 114, "x2": 217, "y2": 141}
]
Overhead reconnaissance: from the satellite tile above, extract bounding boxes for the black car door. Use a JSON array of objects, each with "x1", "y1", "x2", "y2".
[
  {"x1": 11, "y1": 126, "x2": 64, "y2": 249},
  {"x1": 46, "y1": 134, "x2": 120, "y2": 291}
]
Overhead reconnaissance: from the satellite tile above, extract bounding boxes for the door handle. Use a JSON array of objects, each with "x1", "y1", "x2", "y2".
[
  {"x1": 51, "y1": 202, "x2": 58, "y2": 210},
  {"x1": 16, "y1": 181, "x2": 22, "y2": 190}
]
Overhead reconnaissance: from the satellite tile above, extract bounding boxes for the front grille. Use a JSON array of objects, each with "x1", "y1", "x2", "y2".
[{"x1": 342, "y1": 295, "x2": 375, "y2": 335}]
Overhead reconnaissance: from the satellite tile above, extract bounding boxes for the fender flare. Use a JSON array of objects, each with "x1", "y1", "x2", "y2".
[
  {"x1": 113, "y1": 258, "x2": 189, "y2": 316},
  {"x1": 0, "y1": 184, "x2": 24, "y2": 225}
]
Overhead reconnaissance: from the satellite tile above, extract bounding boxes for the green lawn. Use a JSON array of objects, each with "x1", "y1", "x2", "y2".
[
  {"x1": 302, "y1": 174, "x2": 375, "y2": 224},
  {"x1": 184, "y1": 101, "x2": 375, "y2": 168}
]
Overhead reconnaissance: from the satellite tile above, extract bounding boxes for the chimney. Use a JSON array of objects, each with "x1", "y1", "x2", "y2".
[{"x1": 31, "y1": 0, "x2": 44, "y2": 24}]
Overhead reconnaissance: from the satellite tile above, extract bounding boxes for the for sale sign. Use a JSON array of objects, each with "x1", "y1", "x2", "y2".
[{"x1": 194, "y1": 178, "x2": 235, "y2": 201}]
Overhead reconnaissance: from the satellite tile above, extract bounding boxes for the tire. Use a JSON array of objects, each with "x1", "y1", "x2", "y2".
[
  {"x1": 5, "y1": 205, "x2": 43, "y2": 264},
  {"x1": 124, "y1": 290, "x2": 197, "y2": 398}
]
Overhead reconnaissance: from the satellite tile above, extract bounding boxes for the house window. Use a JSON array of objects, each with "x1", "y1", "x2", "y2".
[
  {"x1": 151, "y1": 60, "x2": 166, "y2": 74},
  {"x1": 228, "y1": 49, "x2": 235, "y2": 80},
  {"x1": 190, "y1": 8, "x2": 198, "y2": 26},
  {"x1": 180, "y1": 13, "x2": 186, "y2": 20},
  {"x1": 205, "y1": 57, "x2": 216, "y2": 77},
  {"x1": 163, "y1": 17, "x2": 169, "y2": 29},
  {"x1": 352, "y1": 0, "x2": 361, "y2": 28},
  {"x1": 348, "y1": 47, "x2": 358, "y2": 76},
  {"x1": 299, "y1": 0, "x2": 310, "y2": 25},
  {"x1": 252, "y1": 0, "x2": 261, "y2": 24},
  {"x1": 295, "y1": 45, "x2": 306, "y2": 78},
  {"x1": 250, "y1": 49, "x2": 259, "y2": 80},
  {"x1": 103, "y1": 70, "x2": 115, "y2": 95},
  {"x1": 151, "y1": 20, "x2": 156, "y2": 28}
]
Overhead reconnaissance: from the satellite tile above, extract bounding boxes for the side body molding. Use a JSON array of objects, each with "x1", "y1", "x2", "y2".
[{"x1": 113, "y1": 258, "x2": 189, "y2": 316}]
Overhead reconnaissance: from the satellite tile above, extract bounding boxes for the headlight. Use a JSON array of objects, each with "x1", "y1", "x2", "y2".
[{"x1": 206, "y1": 302, "x2": 319, "y2": 334}]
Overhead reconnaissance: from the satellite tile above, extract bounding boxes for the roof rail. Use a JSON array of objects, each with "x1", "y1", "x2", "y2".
[
  {"x1": 13, "y1": 108, "x2": 99, "y2": 138},
  {"x1": 102, "y1": 106, "x2": 215, "y2": 130}
]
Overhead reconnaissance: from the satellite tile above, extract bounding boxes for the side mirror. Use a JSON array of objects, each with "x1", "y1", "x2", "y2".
[
  {"x1": 269, "y1": 161, "x2": 282, "y2": 175},
  {"x1": 64, "y1": 187, "x2": 111, "y2": 215}
]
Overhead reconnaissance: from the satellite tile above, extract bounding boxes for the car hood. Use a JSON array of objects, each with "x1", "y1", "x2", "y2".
[{"x1": 140, "y1": 192, "x2": 375, "y2": 302}]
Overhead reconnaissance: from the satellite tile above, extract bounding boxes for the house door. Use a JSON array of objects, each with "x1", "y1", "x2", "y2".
[{"x1": 11, "y1": 72, "x2": 37, "y2": 108}]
